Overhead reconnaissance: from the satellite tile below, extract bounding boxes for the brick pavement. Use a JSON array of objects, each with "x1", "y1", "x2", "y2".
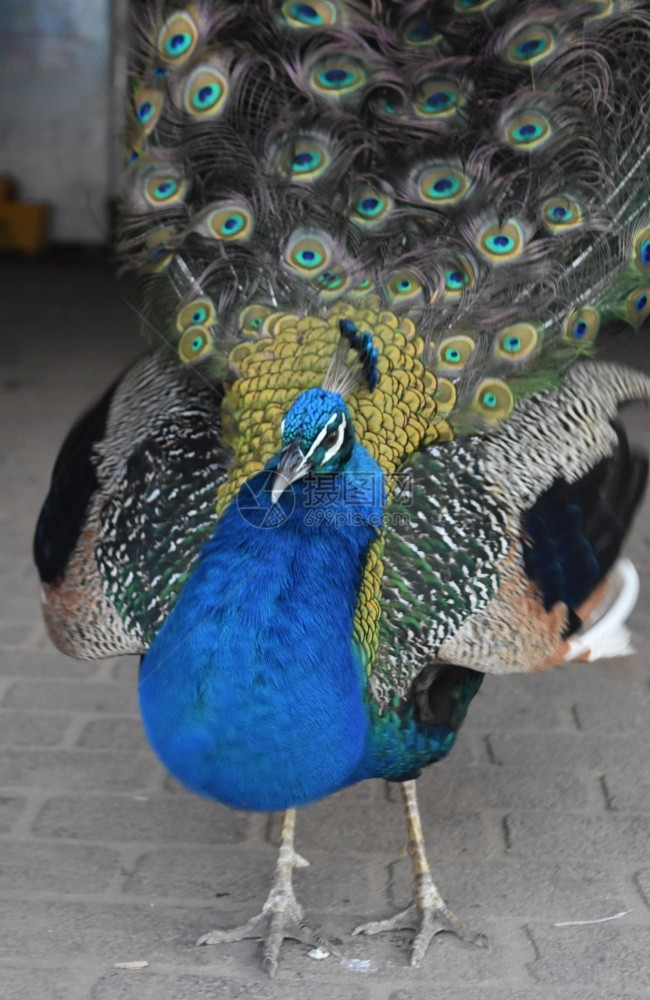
[{"x1": 1, "y1": 258, "x2": 649, "y2": 999}]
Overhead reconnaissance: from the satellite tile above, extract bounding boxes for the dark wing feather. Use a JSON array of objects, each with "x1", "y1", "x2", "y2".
[{"x1": 35, "y1": 352, "x2": 229, "y2": 657}]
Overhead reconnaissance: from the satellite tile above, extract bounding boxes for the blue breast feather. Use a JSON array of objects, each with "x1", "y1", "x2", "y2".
[
  {"x1": 139, "y1": 441, "x2": 386, "y2": 810},
  {"x1": 139, "y1": 440, "x2": 463, "y2": 810}
]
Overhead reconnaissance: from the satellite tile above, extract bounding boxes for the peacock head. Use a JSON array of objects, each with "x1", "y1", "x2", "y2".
[{"x1": 271, "y1": 387, "x2": 355, "y2": 503}]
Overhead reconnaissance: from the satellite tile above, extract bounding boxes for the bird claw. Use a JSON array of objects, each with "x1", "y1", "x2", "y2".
[
  {"x1": 352, "y1": 898, "x2": 487, "y2": 966},
  {"x1": 197, "y1": 837, "x2": 338, "y2": 977},
  {"x1": 198, "y1": 894, "x2": 333, "y2": 977}
]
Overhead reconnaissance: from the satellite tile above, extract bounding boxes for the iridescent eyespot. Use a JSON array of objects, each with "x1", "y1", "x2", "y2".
[
  {"x1": 472, "y1": 379, "x2": 514, "y2": 421},
  {"x1": 415, "y1": 81, "x2": 462, "y2": 118},
  {"x1": 633, "y1": 226, "x2": 650, "y2": 275},
  {"x1": 239, "y1": 304, "x2": 272, "y2": 336},
  {"x1": 562, "y1": 306, "x2": 600, "y2": 345},
  {"x1": 181, "y1": 63, "x2": 229, "y2": 118},
  {"x1": 158, "y1": 12, "x2": 199, "y2": 64},
  {"x1": 318, "y1": 271, "x2": 344, "y2": 289},
  {"x1": 176, "y1": 297, "x2": 216, "y2": 333},
  {"x1": 414, "y1": 164, "x2": 472, "y2": 205},
  {"x1": 386, "y1": 269, "x2": 424, "y2": 306},
  {"x1": 347, "y1": 276, "x2": 375, "y2": 298},
  {"x1": 178, "y1": 325, "x2": 214, "y2": 364},
  {"x1": 308, "y1": 56, "x2": 366, "y2": 98},
  {"x1": 292, "y1": 149, "x2": 323, "y2": 172},
  {"x1": 281, "y1": 1, "x2": 338, "y2": 26},
  {"x1": 143, "y1": 167, "x2": 186, "y2": 207},
  {"x1": 504, "y1": 111, "x2": 552, "y2": 151},
  {"x1": 284, "y1": 231, "x2": 333, "y2": 277},
  {"x1": 351, "y1": 189, "x2": 393, "y2": 227},
  {"x1": 137, "y1": 101, "x2": 154, "y2": 124},
  {"x1": 542, "y1": 195, "x2": 584, "y2": 233},
  {"x1": 131, "y1": 87, "x2": 163, "y2": 137},
  {"x1": 487, "y1": 234, "x2": 514, "y2": 253},
  {"x1": 403, "y1": 17, "x2": 442, "y2": 46},
  {"x1": 505, "y1": 26, "x2": 555, "y2": 65},
  {"x1": 141, "y1": 226, "x2": 175, "y2": 273},
  {"x1": 446, "y1": 271, "x2": 464, "y2": 291},
  {"x1": 494, "y1": 322, "x2": 539, "y2": 360},
  {"x1": 625, "y1": 287, "x2": 650, "y2": 327},
  {"x1": 433, "y1": 378, "x2": 457, "y2": 415},
  {"x1": 477, "y1": 220, "x2": 525, "y2": 263},
  {"x1": 275, "y1": 134, "x2": 332, "y2": 183},
  {"x1": 194, "y1": 200, "x2": 253, "y2": 242},
  {"x1": 443, "y1": 259, "x2": 476, "y2": 298},
  {"x1": 437, "y1": 335, "x2": 475, "y2": 369},
  {"x1": 313, "y1": 269, "x2": 351, "y2": 299}
]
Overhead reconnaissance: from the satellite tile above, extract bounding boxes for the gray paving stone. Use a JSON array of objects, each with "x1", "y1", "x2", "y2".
[
  {"x1": 415, "y1": 763, "x2": 589, "y2": 812},
  {"x1": 488, "y1": 730, "x2": 650, "y2": 771},
  {"x1": 600, "y1": 765, "x2": 650, "y2": 812},
  {"x1": 0, "y1": 840, "x2": 122, "y2": 893},
  {"x1": 112, "y1": 657, "x2": 142, "y2": 682},
  {"x1": 386, "y1": 854, "x2": 626, "y2": 924},
  {"x1": 2, "y1": 678, "x2": 138, "y2": 714},
  {"x1": 633, "y1": 868, "x2": 650, "y2": 911},
  {"x1": 92, "y1": 971, "x2": 371, "y2": 1000},
  {"x1": 526, "y1": 923, "x2": 650, "y2": 989},
  {"x1": 389, "y1": 990, "x2": 648, "y2": 1000},
  {"x1": 122, "y1": 846, "x2": 277, "y2": 906},
  {"x1": 123, "y1": 844, "x2": 386, "y2": 913},
  {"x1": 33, "y1": 792, "x2": 250, "y2": 844},
  {"x1": 0, "y1": 748, "x2": 158, "y2": 792},
  {"x1": 505, "y1": 811, "x2": 650, "y2": 864},
  {"x1": 0, "y1": 709, "x2": 71, "y2": 747},
  {"x1": 0, "y1": 966, "x2": 90, "y2": 1000},
  {"x1": 464, "y1": 677, "x2": 565, "y2": 731},
  {"x1": 0, "y1": 619, "x2": 42, "y2": 648},
  {"x1": 0, "y1": 794, "x2": 26, "y2": 833},
  {"x1": 300, "y1": 792, "x2": 493, "y2": 856},
  {"x1": 77, "y1": 716, "x2": 151, "y2": 752},
  {"x1": 0, "y1": 645, "x2": 102, "y2": 678}
]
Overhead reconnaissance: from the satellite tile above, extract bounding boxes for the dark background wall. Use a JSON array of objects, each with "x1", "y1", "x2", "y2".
[{"x1": 0, "y1": 0, "x2": 129, "y2": 243}]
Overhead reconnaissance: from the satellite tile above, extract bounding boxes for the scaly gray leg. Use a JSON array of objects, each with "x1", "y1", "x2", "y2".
[
  {"x1": 197, "y1": 808, "x2": 336, "y2": 977},
  {"x1": 352, "y1": 779, "x2": 487, "y2": 965}
]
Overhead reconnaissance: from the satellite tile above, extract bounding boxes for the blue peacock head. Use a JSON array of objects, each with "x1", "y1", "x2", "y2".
[
  {"x1": 270, "y1": 319, "x2": 378, "y2": 504},
  {"x1": 271, "y1": 388, "x2": 355, "y2": 503}
]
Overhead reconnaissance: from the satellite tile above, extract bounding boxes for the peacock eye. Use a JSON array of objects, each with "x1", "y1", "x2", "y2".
[{"x1": 323, "y1": 428, "x2": 339, "y2": 447}]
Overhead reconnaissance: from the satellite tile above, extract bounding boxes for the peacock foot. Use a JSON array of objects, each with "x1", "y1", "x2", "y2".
[
  {"x1": 352, "y1": 871, "x2": 486, "y2": 965},
  {"x1": 196, "y1": 808, "x2": 338, "y2": 977},
  {"x1": 352, "y1": 779, "x2": 487, "y2": 966}
]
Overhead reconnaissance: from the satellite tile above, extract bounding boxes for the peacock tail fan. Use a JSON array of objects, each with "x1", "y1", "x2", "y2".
[{"x1": 118, "y1": 0, "x2": 650, "y2": 460}]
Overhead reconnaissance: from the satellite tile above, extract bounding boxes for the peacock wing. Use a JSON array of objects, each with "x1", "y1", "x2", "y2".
[{"x1": 35, "y1": 353, "x2": 229, "y2": 656}]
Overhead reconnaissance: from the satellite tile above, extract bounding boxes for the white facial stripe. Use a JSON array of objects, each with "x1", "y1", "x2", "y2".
[
  {"x1": 304, "y1": 412, "x2": 340, "y2": 462},
  {"x1": 320, "y1": 413, "x2": 347, "y2": 465}
]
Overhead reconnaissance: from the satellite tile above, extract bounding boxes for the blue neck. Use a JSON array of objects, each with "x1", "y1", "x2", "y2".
[{"x1": 139, "y1": 442, "x2": 384, "y2": 811}]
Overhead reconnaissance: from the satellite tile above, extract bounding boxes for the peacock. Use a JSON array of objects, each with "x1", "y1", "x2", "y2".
[{"x1": 34, "y1": 0, "x2": 650, "y2": 977}]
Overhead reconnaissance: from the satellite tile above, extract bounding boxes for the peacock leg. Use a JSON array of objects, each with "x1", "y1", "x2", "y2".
[
  {"x1": 352, "y1": 779, "x2": 486, "y2": 965},
  {"x1": 197, "y1": 807, "x2": 336, "y2": 977}
]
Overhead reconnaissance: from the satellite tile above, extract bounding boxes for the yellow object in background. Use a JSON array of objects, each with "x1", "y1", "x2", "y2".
[{"x1": 0, "y1": 178, "x2": 48, "y2": 254}]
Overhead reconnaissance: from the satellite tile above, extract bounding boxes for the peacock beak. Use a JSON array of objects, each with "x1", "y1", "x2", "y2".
[{"x1": 271, "y1": 440, "x2": 310, "y2": 504}]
